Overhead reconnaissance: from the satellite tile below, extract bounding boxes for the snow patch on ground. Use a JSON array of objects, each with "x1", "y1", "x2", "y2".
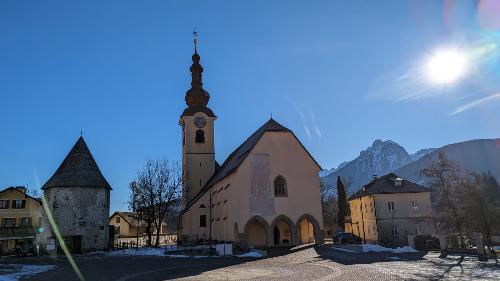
[
  {"x1": 236, "y1": 251, "x2": 264, "y2": 258},
  {"x1": 331, "y1": 247, "x2": 357, "y2": 253},
  {"x1": 362, "y1": 244, "x2": 393, "y2": 252},
  {"x1": 106, "y1": 246, "x2": 223, "y2": 258},
  {"x1": 107, "y1": 247, "x2": 167, "y2": 256},
  {"x1": 0, "y1": 264, "x2": 56, "y2": 281},
  {"x1": 393, "y1": 246, "x2": 418, "y2": 253},
  {"x1": 362, "y1": 244, "x2": 417, "y2": 253},
  {"x1": 164, "y1": 254, "x2": 189, "y2": 258},
  {"x1": 164, "y1": 244, "x2": 213, "y2": 252}
]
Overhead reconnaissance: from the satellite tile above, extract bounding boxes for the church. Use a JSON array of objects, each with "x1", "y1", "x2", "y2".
[{"x1": 179, "y1": 41, "x2": 324, "y2": 248}]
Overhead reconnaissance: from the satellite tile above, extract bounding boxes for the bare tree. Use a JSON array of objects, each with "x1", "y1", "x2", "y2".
[
  {"x1": 420, "y1": 152, "x2": 466, "y2": 247},
  {"x1": 129, "y1": 158, "x2": 182, "y2": 247},
  {"x1": 461, "y1": 172, "x2": 500, "y2": 252},
  {"x1": 342, "y1": 176, "x2": 354, "y2": 196},
  {"x1": 320, "y1": 180, "x2": 337, "y2": 237},
  {"x1": 28, "y1": 188, "x2": 40, "y2": 198},
  {"x1": 129, "y1": 177, "x2": 155, "y2": 246},
  {"x1": 152, "y1": 160, "x2": 182, "y2": 246}
]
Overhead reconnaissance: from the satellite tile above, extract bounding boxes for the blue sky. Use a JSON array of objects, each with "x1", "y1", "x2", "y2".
[{"x1": 1, "y1": 1, "x2": 499, "y2": 212}]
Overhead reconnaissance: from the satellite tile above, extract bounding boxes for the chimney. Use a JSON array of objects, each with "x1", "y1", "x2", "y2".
[
  {"x1": 372, "y1": 175, "x2": 378, "y2": 181},
  {"x1": 395, "y1": 178, "x2": 402, "y2": 187}
]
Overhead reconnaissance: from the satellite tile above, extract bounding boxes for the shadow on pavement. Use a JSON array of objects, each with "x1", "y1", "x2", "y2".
[
  {"x1": 315, "y1": 244, "x2": 428, "y2": 265},
  {"x1": 266, "y1": 243, "x2": 317, "y2": 257}
]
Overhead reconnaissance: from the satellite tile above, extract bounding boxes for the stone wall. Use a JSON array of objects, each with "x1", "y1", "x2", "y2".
[{"x1": 43, "y1": 186, "x2": 110, "y2": 252}]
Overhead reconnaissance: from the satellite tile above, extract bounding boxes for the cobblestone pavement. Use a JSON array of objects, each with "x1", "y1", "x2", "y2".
[
  {"x1": 174, "y1": 246, "x2": 401, "y2": 281},
  {"x1": 1, "y1": 244, "x2": 498, "y2": 281},
  {"x1": 173, "y1": 245, "x2": 500, "y2": 281}
]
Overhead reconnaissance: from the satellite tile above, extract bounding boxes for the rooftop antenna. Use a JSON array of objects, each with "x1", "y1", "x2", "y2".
[
  {"x1": 193, "y1": 28, "x2": 198, "y2": 54},
  {"x1": 80, "y1": 130, "x2": 83, "y2": 137}
]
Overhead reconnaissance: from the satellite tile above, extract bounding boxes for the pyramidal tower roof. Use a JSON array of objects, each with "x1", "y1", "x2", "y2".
[{"x1": 42, "y1": 136, "x2": 112, "y2": 190}]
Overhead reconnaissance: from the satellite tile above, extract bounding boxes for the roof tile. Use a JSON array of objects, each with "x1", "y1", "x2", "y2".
[
  {"x1": 42, "y1": 137, "x2": 111, "y2": 190},
  {"x1": 348, "y1": 173, "x2": 431, "y2": 200}
]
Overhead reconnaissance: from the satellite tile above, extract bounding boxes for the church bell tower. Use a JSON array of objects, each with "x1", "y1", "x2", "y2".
[{"x1": 180, "y1": 33, "x2": 216, "y2": 208}]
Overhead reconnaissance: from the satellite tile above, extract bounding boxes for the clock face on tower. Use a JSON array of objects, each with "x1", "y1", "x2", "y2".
[{"x1": 194, "y1": 116, "x2": 206, "y2": 128}]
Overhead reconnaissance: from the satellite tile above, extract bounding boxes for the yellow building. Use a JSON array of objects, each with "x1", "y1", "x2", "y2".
[
  {"x1": 179, "y1": 45, "x2": 324, "y2": 248},
  {"x1": 109, "y1": 212, "x2": 176, "y2": 247},
  {"x1": 345, "y1": 173, "x2": 435, "y2": 247},
  {"x1": 0, "y1": 186, "x2": 42, "y2": 255}
]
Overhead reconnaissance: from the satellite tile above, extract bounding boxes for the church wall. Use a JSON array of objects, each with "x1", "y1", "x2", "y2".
[
  {"x1": 180, "y1": 131, "x2": 325, "y2": 246},
  {"x1": 180, "y1": 191, "x2": 211, "y2": 242},
  {"x1": 180, "y1": 173, "x2": 237, "y2": 243},
  {"x1": 43, "y1": 187, "x2": 110, "y2": 252},
  {"x1": 210, "y1": 175, "x2": 234, "y2": 242},
  {"x1": 236, "y1": 132, "x2": 324, "y2": 230}
]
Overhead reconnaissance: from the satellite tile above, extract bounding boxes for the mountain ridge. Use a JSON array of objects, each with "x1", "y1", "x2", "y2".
[{"x1": 321, "y1": 138, "x2": 500, "y2": 196}]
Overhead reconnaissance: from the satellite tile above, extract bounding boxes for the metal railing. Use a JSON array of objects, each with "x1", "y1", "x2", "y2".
[{"x1": 0, "y1": 226, "x2": 37, "y2": 237}]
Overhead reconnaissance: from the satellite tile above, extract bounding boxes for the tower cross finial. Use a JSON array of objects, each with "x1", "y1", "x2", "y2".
[{"x1": 193, "y1": 29, "x2": 198, "y2": 54}]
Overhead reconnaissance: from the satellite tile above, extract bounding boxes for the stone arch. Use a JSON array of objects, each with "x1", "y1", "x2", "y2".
[
  {"x1": 244, "y1": 216, "x2": 271, "y2": 248},
  {"x1": 296, "y1": 214, "x2": 323, "y2": 244},
  {"x1": 270, "y1": 215, "x2": 298, "y2": 245}
]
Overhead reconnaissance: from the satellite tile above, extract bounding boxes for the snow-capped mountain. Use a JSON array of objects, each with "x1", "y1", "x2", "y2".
[
  {"x1": 410, "y1": 148, "x2": 437, "y2": 162},
  {"x1": 321, "y1": 138, "x2": 500, "y2": 198},
  {"x1": 321, "y1": 139, "x2": 434, "y2": 196}
]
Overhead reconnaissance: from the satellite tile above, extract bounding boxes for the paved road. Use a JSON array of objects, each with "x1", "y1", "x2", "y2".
[{"x1": 1, "y1": 244, "x2": 498, "y2": 281}]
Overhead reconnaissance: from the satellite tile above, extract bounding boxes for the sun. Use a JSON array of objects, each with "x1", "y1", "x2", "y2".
[{"x1": 425, "y1": 48, "x2": 469, "y2": 85}]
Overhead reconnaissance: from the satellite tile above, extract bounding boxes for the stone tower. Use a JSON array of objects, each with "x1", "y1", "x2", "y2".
[
  {"x1": 179, "y1": 41, "x2": 216, "y2": 208},
  {"x1": 41, "y1": 136, "x2": 111, "y2": 253}
]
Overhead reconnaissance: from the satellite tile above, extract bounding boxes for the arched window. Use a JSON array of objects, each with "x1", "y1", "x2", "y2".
[
  {"x1": 195, "y1": 130, "x2": 205, "y2": 143},
  {"x1": 199, "y1": 204, "x2": 206, "y2": 208},
  {"x1": 274, "y1": 176, "x2": 287, "y2": 197}
]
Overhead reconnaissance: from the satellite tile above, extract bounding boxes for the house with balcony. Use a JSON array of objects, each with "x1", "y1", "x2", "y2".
[
  {"x1": 0, "y1": 186, "x2": 42, "y2": 255},
  {"x1": 345, "y1": 173, "x2": 435, "y2": 247}
]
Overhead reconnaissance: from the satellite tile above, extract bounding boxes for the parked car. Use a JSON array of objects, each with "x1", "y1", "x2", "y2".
[{"x1": 333, "y1": 232, "x2": 362, "y2": 245}]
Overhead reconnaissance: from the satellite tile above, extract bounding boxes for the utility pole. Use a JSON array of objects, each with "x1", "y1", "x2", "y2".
[
  {"x1": 136, "y1": 216, "x2": 139, "y2": 251},
  {"x1": 209, "y1": 186, "x2": 213, "y2": 255},
  {"x1": 133, "y1": 190, "x2": 139, "y2": 251}
]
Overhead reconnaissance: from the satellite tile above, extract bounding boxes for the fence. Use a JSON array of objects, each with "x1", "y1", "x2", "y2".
[{"x1": 111, "y1": 234, "x2": 177, "y2": 250}]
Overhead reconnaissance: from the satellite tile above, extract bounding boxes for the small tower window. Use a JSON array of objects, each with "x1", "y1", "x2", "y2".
[
  {"x1": 274, "y1": 176, "x2": 287, "y2": 197},
  {"x1": 195, "y1": 130, "x2": 205, "y2": 143}
]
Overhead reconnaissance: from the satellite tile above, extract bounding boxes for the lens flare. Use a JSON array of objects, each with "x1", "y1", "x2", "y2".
[
  {"x1": 425, "y1": 48, "x2": 469, "y2": 85},
  {"x1": 35, "y1": 173, "x2": 85, "y2": 281}
]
